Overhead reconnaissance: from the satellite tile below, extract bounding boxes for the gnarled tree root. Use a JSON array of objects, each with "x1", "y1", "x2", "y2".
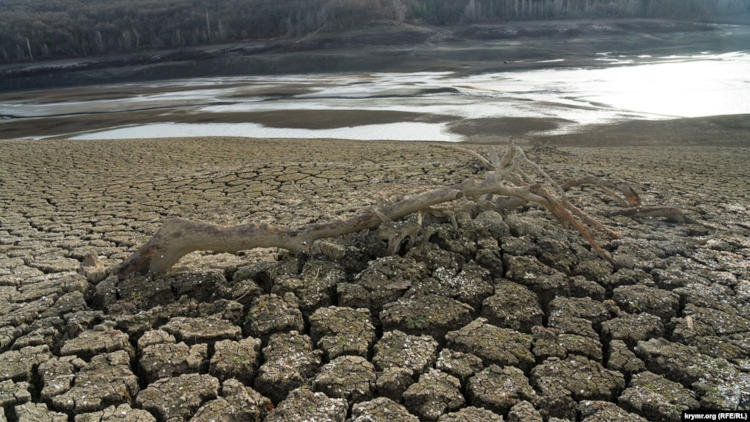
[
  {"x1": 113, "y1": 144, "x2": 687, "y2": 279},
  {"x1": 115, "y1": 175, "x2": 580, "y2": 278}
]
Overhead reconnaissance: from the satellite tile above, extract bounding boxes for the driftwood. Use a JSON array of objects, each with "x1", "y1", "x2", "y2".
[{"x1": 113, "y1": 143, "x2": 683, "y2": 279}]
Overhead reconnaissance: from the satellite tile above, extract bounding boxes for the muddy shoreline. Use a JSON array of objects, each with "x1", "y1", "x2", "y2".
[
  {"x1": 3, "y1": 106, "x2": 749, "y2": 147},
  {"x1": 0, "y1": 135, "x2": 748, "y2": 420}
]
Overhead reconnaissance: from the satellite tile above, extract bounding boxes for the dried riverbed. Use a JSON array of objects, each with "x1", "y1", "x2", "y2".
[{"x1": 0, "y1": 137, "x2": 749, "y2": 421}]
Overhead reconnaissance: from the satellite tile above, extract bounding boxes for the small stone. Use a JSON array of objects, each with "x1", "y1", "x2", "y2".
[
  {"x1": 473, "y1": 210, "x2": 510, "y2": 239},
  {"x1": 613, "y1": 285, "x2": 679, "y2": 321},
  {"x1": 467, "y1": 364, "x2": 536, "y2": 413},
  {"x1": 676, "y1": 329, "x2": 750, "y2": 364},
  {"x1": 244, "y1": 294, "x2": 304, "y2": 337},
  {"x1": 344, "y1": 256, "x2": 428, "y2": 311},
  {"x1": 14, "y1": 402, "x2": 67, "y2": 422},
  {"x1": 547, "y1": 314, "x2": 598, "y2": 338},
  {"x1": 41, "y1": 291, "x2": 87, "y2": 318},
  {"x1": 112, "y1": 275, "x2": 176, "y2": 308},
  {"x1": 216, "y1": 276, "x2": 261, "y2": 308},
  {"x1": 309, "y1": 306, "x2": 376, "y2": 359},
  {"x1": 161, "y1": 316, "x2": 241, "y2": 344},
  {"x1": 573, "y1": 258, "x2": 613, "y2": 282},
  {"x1": 437, "y1": 406, "x2": 504, "y2": 422},
  {"x1": 682, "y1": 303, "x2": 750, "y2": 336},
  {"x1": 197, "y1": 299, "x2": 244, "y2": 325},
  {"x1": 601, "y1": 312, "x2": 664, "y2": 346},
  {"x1": 0, "y1": 379, "x2": 31, "y2": 407},
  {"x1": 602, "y1": 268, "x2": 651, "y2": 290},
  {"x1": 618, "y1": 371, "x2": 699, "y2": 422},
  {"x1": 313, "y1": 355, "x2": 376, "y2": 403},
  {"x1": 380, "y1": 294, "x2": 473, "y2": 341},
  {"x1": 503, "y1": 255, "x2": 568, "y2": 305},
  {"x1": 272, "y1": 260, "x2": 344, "y2": 312},
  {"x1": 502, "y1": 235, "x2": 537, "y2": 256},
  {"x1": 435, "y1": 349, "x2": 484, "y2": 384},
  {"x1": 191, "y1": 379, "x2": 271, "y2": 422},
  {"x1": 532, "y1": 356, "x2": 625, "y2": 402},
  {"x1": 504, "y1": 214, "x2": 538, "y2": 237},
  {"x1": 403, "y1": 369, "x2": 465, "y2": 421},
  {"x1": 475, "y1": 244, "x2": 504, "y2": 276},
  {"x1": 29, "y1": 256, "x2": 80, "y2": 273},
  {"x1": 139, "y1": 342, "x2": 207, "y2": 382},
  {"x1": 209, "y1": 337, "x2": 262, "y2": 383},
  {"x1": 405, "y1": 242, "x2": 463, "y2": 275},
  {"x1": 11, "y1": 325, "x2": 60, "y2": 350},
  {"x1": 137, "y1": 329, "x2": 175, "y2": 349},
  {"x1": 481, "y1": 281, "x2": 543, "y2": 333},
  {"x1": 635, "y1": 338, "x2": 749, "y2": 409},
  {"x1": 445, "y1": 318, "x2": 534, "y2": 371},
  {"x1": 352, "y1": 397, "x2": 419, "y2": 422},
  {"x1": 254, "y1": 331, "x2": 322, "y2": 403},
  {"x1": 167, "y1": 270, "x2": 227, "y2": 302},
  {"x1": 507, "y1": 400, "x2": 543, "y2": 422},
  {"x1": 450, "y1": 262, "x2": 495, "y2": 309},
  {"x1": 569, "y1": 276, "x2": 606, "y2": 300},
  {"x1": 536, "y1": 235, "x2": 577, "y2": 274},
  {"x1": 578, "y1": 400, "x2": 648, "y2": 422},
  {"x1": 375, "y1": 367, "x2": 415, "y2": 401},
  {"x1": 45, "y1": 351, "x2": 139, "y2": 413},
  {"x1": 38, "y1": 356, "x2": 82, "y2": 399},
  {"x1": 0, "y1": 345, "x2": 53, "y2": 381},
  {"x1": 265, "y1": 387, "x2": 347, "y2": 422},
  {"x1": 532, "y1": 326, "x2": 603, "y2": 361},
  {"x1": 607, "y1": 340, "x2": 646, "y2": 375},
  {"x1": 135, "y1": 373, "x2": 219, "y2": 421},
  {"x1": 373, "y1": 330, "x2": 439, "y2": 374},
  {"x1": 233, "y1": 259, "x2": 298, "y2": 291},
  {"x1": 548, "y1": 296, "x2": 612, "y2": 327},
  {"x1": 74, "y1": 404, "x2": 156, "y2": 422}
]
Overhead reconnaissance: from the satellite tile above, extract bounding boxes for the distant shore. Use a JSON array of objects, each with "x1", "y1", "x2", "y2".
[
  {"x1": 2, "y1": 105, "x2": 749, "y2": 147},
  {"x1": 2, "y1": 18, "x2": 747, "y2": 92}
]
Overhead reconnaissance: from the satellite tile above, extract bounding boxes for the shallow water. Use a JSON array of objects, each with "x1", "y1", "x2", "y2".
[
  {"x1": 3, "y1": 46, "x2": 749, "y2": 141},
  {"x1": 71, "y1": 122, "x2": 458, "y2": 142}
]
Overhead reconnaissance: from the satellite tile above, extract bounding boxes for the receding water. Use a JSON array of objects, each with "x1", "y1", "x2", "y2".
[
  {"x1": 3, "y1": 49, "x2": 749, "y2": 141},
  {"x1": 71, "y1": 122, "x2": 457, "y2": 142}
]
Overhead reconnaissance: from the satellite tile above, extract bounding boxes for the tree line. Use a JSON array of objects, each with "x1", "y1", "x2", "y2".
[{"x1": 1, "y1": 0, "x2": 748, "y2": 64}]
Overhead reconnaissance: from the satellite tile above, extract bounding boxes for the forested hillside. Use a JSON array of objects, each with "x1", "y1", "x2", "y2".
[{"x1": 1, "y1": 0, "x2": 749, "y2": 64}]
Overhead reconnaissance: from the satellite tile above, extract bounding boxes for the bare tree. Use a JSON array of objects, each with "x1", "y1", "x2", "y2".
[
  {"x1": 25, "y1": 37, "x2": 34, "y2": 60},
  {"x1": 205, "y1": 9, "x2": 212, "y2": 41},
  {"x1": 94, "y1": 31, "x2": 104, "y2": 53}
]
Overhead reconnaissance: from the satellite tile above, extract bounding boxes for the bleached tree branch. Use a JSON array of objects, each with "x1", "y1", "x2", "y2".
[{"x1": 113, "y1": 144, "x2": 684, "y2": 279}]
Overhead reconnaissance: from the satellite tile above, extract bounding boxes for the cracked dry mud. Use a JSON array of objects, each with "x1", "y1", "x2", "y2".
[{"x1": 0, "y1": 137, "x2": 749, "y2": 421}]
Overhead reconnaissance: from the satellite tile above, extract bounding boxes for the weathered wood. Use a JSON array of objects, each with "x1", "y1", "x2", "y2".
[
  {"x1": 113, "y1": 144, "x2": 685, "y2": 279},
  {"x1": 115, "y1": 175, "x2": 553, "y2": 278}
]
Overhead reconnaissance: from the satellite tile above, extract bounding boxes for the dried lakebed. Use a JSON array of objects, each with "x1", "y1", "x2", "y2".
[{"x1": 0, "y1": 137, "x2": 749, "y2": 421}]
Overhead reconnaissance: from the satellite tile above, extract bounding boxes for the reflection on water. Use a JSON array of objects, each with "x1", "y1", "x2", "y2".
[
  {"x1": 491, "y1": 51, "x2": 750, "y2": 118},
  {"x1": 70, "y1": 122, "x2": 458, "y2": 142},
  {"x1": 3, "y1": 50, "x2": 749, "y2": 140}
]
